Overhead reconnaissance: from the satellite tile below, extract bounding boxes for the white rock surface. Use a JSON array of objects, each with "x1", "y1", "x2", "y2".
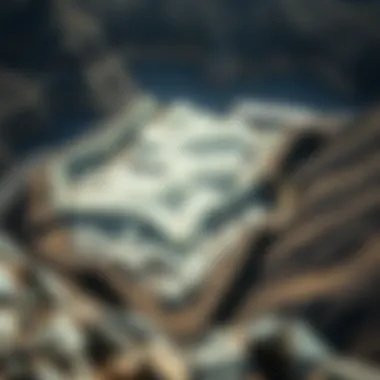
[{"x1": 48, "y1": 97, "x2": 349, "y2": 301}]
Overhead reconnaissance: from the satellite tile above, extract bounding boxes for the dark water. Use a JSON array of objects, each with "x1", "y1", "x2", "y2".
[
  {"x1": 2, "y1": 0, "x2": 378, "y2": 157},
  {"x1": 16, "y1": 60, "x2": 365, "y2": 157},
  {"x1": 132, "y1": 60, "x2": 362, "y2": 111}
]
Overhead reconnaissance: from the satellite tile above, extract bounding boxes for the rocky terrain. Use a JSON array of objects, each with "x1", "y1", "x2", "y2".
[
  {"x1": 0, "y1": 93, "x2": 376, "y2": 379},
  {"x1": 0, "y1": 1, "x2": 380, "y2": 379}
]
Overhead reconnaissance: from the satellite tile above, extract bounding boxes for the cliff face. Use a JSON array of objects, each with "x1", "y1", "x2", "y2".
[{"x1": 236, "y1": 107, "x2": 380, "y2": 364}]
